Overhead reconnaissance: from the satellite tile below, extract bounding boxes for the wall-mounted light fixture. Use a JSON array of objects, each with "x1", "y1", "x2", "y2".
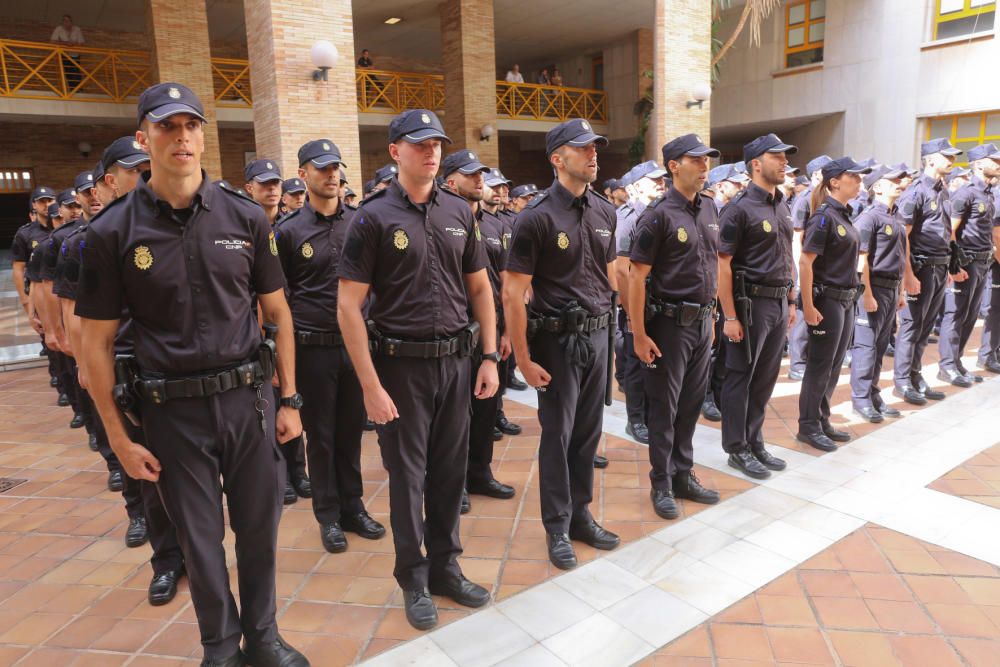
[
  {"x1": 311, "y1": 41, "x2": 339, "y2": 82},
  {"x1": 686, "y1": 82, "x2": 712, "y2": 109},
  {"x1": 479, "y1": 124, "x2": 496, "y2": 142},
  {"x1": 77, "y1": 141, "x2": 92, "y2": 157}
]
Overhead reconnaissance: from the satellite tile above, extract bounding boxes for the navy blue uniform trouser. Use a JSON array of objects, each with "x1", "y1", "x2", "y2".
[
  {"x1": 894, "y1": 263, "x2": 948, "y2": 388},
  {"x1": 643, "y1": 314, "x2": 710, "y2": 491},
  {"x1": 979, "y1": 263, "x2": 1000, "y2": 365},
  {"x1": 799, "y1": 293, "x2": 855, "y2": 434},
  {"x1": 939, "y1": 259, "x2": 990, "y2": 373},
  {"x1": 469, "y1": 351, "x2": 505, "y2": 484},
  {"x1": 849, "y1": 284, "x2": 898, "y2": 410}
]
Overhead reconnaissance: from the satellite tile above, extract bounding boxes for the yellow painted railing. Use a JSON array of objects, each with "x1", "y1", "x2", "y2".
[{"x1": 0, "y1": 40, "x2": 608, "y2": 123}]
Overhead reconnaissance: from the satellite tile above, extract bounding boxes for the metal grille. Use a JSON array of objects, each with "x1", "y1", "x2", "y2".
[{"x1": 0, "y1": 478, "x2": 27, "y2": 493}]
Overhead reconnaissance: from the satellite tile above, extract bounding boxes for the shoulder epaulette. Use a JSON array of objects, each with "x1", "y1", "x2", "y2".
[
  {"x1": 439, "y1": 187, "x2": 467, "y2": 202},
  {"x1": 729, "y1": 189, "x2": 748, "y2": 206},
  {"x1": 359, "y1": 187, "x2": 388, "y2": 207},
  {"x1": 648, "y1": 194, "x2": 667, "y2": 209},
  {"x1": 525, "y1": 191, "x2": 549, "y2": 209},
  {"x1": 216, "y1": 180, "x2": 261, "y2": 207},
  {"x1": 87, "y1": 190, "x2": 128, "y2": 224},
  {"x1": 591, "y1": 189, "x2": 612, "y2": 205}
]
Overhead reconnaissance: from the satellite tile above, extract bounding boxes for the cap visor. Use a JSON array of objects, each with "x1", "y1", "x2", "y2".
[
  {"x1": 144, "y1": 103, "x2": 208, "y2": 123},
  {"x1": 686, "y1": 146, "x2": 721, "y2": 158},
  {"x1": 646, "y1": 168, "x2": 668, "y2": 179},
  {"x1": 76, "y1": 182, "x2": 96, "y2": 192},
  {"x1": 116, "y1": 153, "x2": 150, "y2": 168},
  {"x1": 940, "y1": 148, "x2": 962, "y2": 156},
  {"x1": 458, "y1": 162, "x2": 491, "y2": 175},
  {"x1": 284, "y1": 186, "x2": 305, "y2": 193},
  {"x1": 845, "y1": 166, "x2": 873, "y2": 174},
  {"x1": 882, "y1": 169, "x2": 906, "y2": 180},
  {"x1": 32, "y1": 196, "x2": 55, "y2": 202},
  {"x1": 566, "y1": 132, "x2": 609, "y2": 148},
  {"x1": 309, "y1": 156, "x2": 345, "y2": 168},
  {"x1": 767, "y1": 143, "x2": 798, "y2": 155},
  {"x1": 401, "y1": 129, "x2": 452, "y2": 144},
  {"x1": 730, "y1": 174, "x2": 751, "y2": 183},
  {"x1": 253, "y1": 172, "x2": 283, "y2": 183}
]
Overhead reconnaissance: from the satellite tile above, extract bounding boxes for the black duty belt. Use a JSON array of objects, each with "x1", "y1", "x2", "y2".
[
  {"x1": 746, "y1": 282, "x2": 790, "y2": 299},
  {"x1": 915, "y1": 255, "x2": 950, "y2": 267},
  {"x1": 815, "y1": 283, "x2": 863, "y2": 302},
  {"x1": 870, "y1": 275, "x2": 901, "y2": 290},
  {"x1": 374, "y1": 322, "x2": 479, "y2": 359},
  {"x1": 137, "y1": 360, "x2": 265, "y2": 404},
  {"x1": 648, "y1": 299, "x2": 714, "y2": 326},
  {"x1": 534, "y1": 311, "x2": 612, "y2": 334},
  {"x1": 295, "y1": 330, "x2": 345, "y2": 347},
  {"x1": 964, "y1": 249, "x2": 993, "y2": 262}
]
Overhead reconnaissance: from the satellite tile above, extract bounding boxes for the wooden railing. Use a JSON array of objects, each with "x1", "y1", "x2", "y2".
[{"x1": 0, "y1": 40, "x2": 608, "y2": 123}]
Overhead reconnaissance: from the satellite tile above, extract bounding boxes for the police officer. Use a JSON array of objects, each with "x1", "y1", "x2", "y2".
[
  {"x1": 75, "y1": 83, "x2": 308, "y2": 667},
  {"x1": 788, "y1": 155, "x2": 834, "y2": 381},
  {"x1": 11, "y1": 187, "x2": 56, "y2": 351},
  {"x1": 627, "y1": 134, "x2": 723, "y2": 519},
  {"x1": 849, "y1": 165, "x2": 908, "y2": 423},
  {"x1": 281, "y1": 177, "x2": 306, "y2": 213},
  {"x1": 979, "y1": 183, "x2": 1000, "y2": 373},
  {"x1": 893, "y1": 138, "x2": 962, "y2": 405},
  {"x1": 510, "y1": 183, "x2": 539, "y2": 212},
  {"x1": 275, "y1": 139, "x2": 386, "y2": 554},
  {"x1": 343, "y1": 186, "x2": 357, "y2": 207},
  {"x1": 245, "y1": 158, "x2": 312, "y2": 505},
  {"x1": 75, "y1": 168, "x2": 103, "y2": 219},
  {"x1": 615, "y1": 161, "x2": 666, "y2": 445},
  {"x1": 718, "y1": 134, "x2": 798, "y2": 480},
  {"x1": 337, "y1": 109, "x2": 498, "y2": 631},
  {"x1": 504, "y1": 118, "x2": 620, "y2": 570},
  {"x1": 707, "y1": 163, "x2": 749, "y2": 213},
  {"x1": 442, "y1": 151, "x2": 517, "y2": 502},
  {"x1": 938, "y1": 144, "x2": 1000, "y2": 386},
  {"x1": 797, "y1": 158, "x2": 870, "y2": 451}
]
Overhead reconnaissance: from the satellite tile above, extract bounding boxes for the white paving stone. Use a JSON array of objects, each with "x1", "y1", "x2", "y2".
[
  {"x1": 496, "y1": 581, "x2": 596, "y2": 641},
  {"x1": 365, "y1": 636, "x2": 458, "y2": 667},
  {"x1": 553, "y1": 558, "x2": 648, "y2": 611},
  {"x1": 604, "y1": 587, "x2": 707, "y2": 647},
  {"x1": 655, "y1": 560, "x2": 757, "y2": 616},
  {"x1": 541, "y1": 613, "x2": 653, "y2": 667},
  {"x1": 607, "y1": 537, "x2": 697, "y2": 583},
  {"x1": 430, "y1": 608, "x2": 535, "y2": 667},
  {"x1": 493, "y1": 644, "x2": 567, "y2": 667}
]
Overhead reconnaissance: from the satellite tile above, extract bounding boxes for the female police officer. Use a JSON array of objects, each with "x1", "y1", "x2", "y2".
[{"x1": 797, "y1": 157, "x2": 871, "y2": 451}]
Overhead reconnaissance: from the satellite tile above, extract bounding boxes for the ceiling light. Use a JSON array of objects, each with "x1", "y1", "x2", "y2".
[{"x1": 384, "y1": 17, "x2": 402, "y2": 25}]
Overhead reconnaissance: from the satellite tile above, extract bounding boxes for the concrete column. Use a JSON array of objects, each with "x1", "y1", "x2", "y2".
[
  {"x1": 244, "y1": 0, "x2": 362, "y2": 187},
  {"x1": 147, "y1": 0, "x2": 222, "y2": 178},
  {"x1": 649, "y1": 0, "x2": 712, "y2": 162},
  {"x1": 440, "y1": 0, "x2": 499, "y2": 166}
]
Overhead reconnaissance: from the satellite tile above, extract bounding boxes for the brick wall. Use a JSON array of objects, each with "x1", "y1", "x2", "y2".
[
  {"x1": 219, "y1": 127, "x2": 256, "y2": 186},
  {"x1": 0, "y1": 122, "x2": 129, "y2": 190}
]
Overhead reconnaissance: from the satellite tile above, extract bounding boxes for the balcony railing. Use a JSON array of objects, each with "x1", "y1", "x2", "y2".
[{"x1": 0, "y1": 39, "x2": 608, "y2": 123}]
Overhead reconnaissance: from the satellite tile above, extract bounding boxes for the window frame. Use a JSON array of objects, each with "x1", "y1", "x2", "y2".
[
  {"x1": 926, "y1": 111, "x2": 1000, "y2": 166},
  {"x1": 784, "y1": 0, "x2": 826, "y2": 68},
  {"x1": 933, "y1": 0, "x2": 996, "y2": 40}
]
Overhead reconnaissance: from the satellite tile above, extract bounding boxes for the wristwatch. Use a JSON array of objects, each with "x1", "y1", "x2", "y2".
[
  {"x1": 482, "y1": 351, "x2": 502, "y2": 363},
  {"x1": 279, "y1": 393, "x2": 304, "y2": 409}
]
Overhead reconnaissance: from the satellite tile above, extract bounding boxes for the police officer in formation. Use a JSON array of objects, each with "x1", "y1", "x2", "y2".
[
  {"x1": 627, "y1": 134, "x2": 722, "y2": 518},
  {"x1": 796, "y1": 158, "x2": 869, "y2": 451},
  {"x1": 979, "y1": 183, "x2": 1000, "y2": 373},
  {"x1": 504, "y1": 119, "x2": 620, "y2": 571}
]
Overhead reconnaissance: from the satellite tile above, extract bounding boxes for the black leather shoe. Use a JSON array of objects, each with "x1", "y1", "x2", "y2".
[
  {"x1": 886, "y1": 343, "x2": 895, "y2": 357},
  {"x1": 854, "y1": 406, "x2": 884, "y2": 423},
  {"x1": 56, "y1": 393, "x2": 69, "y2": 407},
  {"x1": 546, "y1": 533, "x2": 577, "y2": 570},
  {"x1": 842, "y1": 352, "x2": 852, "y2": 368},
  {"x1": 467, "y1": 477, "x2": 515, "y2": 499},
  {"x1": 893, "y1": 385, "x2": 927, "y2": 405},
  {"x1": 126, "y1": 516, "x2": 148, "y2": 548},
  {"x1": 876, "y1": 404, "x2": 901, "y2": 418},
  {"x1": 914, "y1": 377, "x2": 945, "y2": 400},
  {"x1": 49, "y1": 375, "x2": 58, "y2": 386},
  {"x1": 428, "y1": 573, "x2": 490, "y2": 608},
  {"x1": 593, "y1": 455, "x2": 609, "y2": 469},
  {"x1": 363, "y1": 419, "x2": 376, "y2": 431},
  {"x1": 938, "y1": 368, "x2": 972, "y2": 388},
  {"x1": 821, "y1": 423, "x2": 851, "y2": 442},
  {"x1": 200, "y1": 651, "x2": 246, "y2": 667},
  {"x1": 507, "y1": 375, "x2": 529, "y2": 391},
  {"x1": 460, "y1": 489, "x2": 470, "y2": 514},
  {"x1": 625, "y1": 422, "x2": 649, "y2": 444},
  {"x1": 650, "y1": 489, "x2": 679, "y2": 519},
  {"x1": 320, "y1": 523, "x2": 347, "y2": 553},
  {"x1": 787, "y1": 369, "x2": 804, "y2": 381},
  {"x1": 728, "y1": 449, "x2": 771, "y2": 479},
  {"x1": 69, "y1": 413, "x2": 85, "y2": 428},
  {"x1": 752, "y1": 448, "x2": 787, "y2": 471},
  {"x1": 496, "y1": 415, "x2": 522, "y2": 435},
  {"x1": 701, "y1": 397, "x2": 722, "y2": 422},
  {"x1": 673, "y1": 470, "x2": 720, "y2": 505},
  {"x1": 403, "y1": 588, "x2": 438, "y2": 630},
  {"x1": 292, "y1": 475, "x2": 312, "y2": 498},
  {"x1": 108, "y1": 469, "x2": 124, "y2": 492},
  {"x1": 283, "y1": 480, "x2": 298, "y2": 506},
  {"x1": 244, "y1": 634, "x2": 309, "y2": 667},
  {"x1": 493, "y1": 427, "x2": 504, "y2": 441},
  {"x1": 88, "y1": 433, "x2": 99, "y2": 452},
  {"x1": 568, "y1": 520, "x2": 619, "y2": 550},
  {"x1": 341, "y1": 510, "x2": 385, "y2": 539},
  {"x1": 797, "y1": 431, "x2": 838, "y2": 452},
  {"x1": 981, "y1": 359, "x2": 1000, "y2": 374},
  {"x1": 149, "y1": 567, "x2": 183, "y2": 606}
]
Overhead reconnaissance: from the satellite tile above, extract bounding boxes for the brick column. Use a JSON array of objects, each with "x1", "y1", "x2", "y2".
[
  {"x1": 649, "y1": 0, "x2": 711, "y2": 161},
  {"x1": 440, "y1": 0, "x2": 498, "y2": 166},
  {"x1": 244, "y1": 0, "x2": 361, "y2": 188},
  {"x1": 147, "y1": 0, "x2": 222, "y2": 178}
]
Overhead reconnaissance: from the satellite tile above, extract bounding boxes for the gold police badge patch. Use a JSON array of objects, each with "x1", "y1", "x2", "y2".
[
  {"x1": 393, "y1": 229, "x2": 409, "y2": 250},
  {"x1": 931, "y1": 201, "x2": 938, "y2": 211},
  {"x1": 301, "y1": 242, "x2": 314, "y2": 258},
  {"x1": 269, "y1": 231, "x2": 278, "y2": 256},
  {"x1": 31, "y1": 240, "x2": 38, "y2": 249},
  {"x1": 979, "y1": 203, "x2": 987, "y2": 213},
  {"x1": 474, "y1": 222, "x2": 481, "y2": 241},
  {"x1": 762, "y1": 220, "x2": 773, "y2": 233},
  {"x1": 885, "y1": 225, "x2": 894, "y2": 236},
  {"x1": 557, "y1": 232, "x2": 570, "y2": 250},
  {"x1": 134, "y1": 245, "x2": 153, "y2": 270},
  {"x1": 837, "y1": 224, "x2": 847, "y2": 237},
  {"x1": 677, "y1": 227, "x2": 688, "y2": 243}
]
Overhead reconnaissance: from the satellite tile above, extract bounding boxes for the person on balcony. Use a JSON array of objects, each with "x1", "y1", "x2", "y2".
[
  {"x1": 551, "y1": 68, "x2": 564, "y2": 86},
  {"x1": 505, "y1": 64, "x2": 524, "y2": 83},
  {"x1": 357, "y1": 49, "x2": 374, "y2": 68},
  {"x1": 537, "y1": 69, "x2": 551, "y2": 85},
  {"x1": 50, "y1": 14, "x2": 84, "y2": 91}
]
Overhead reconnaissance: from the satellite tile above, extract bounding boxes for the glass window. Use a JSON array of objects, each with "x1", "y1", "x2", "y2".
[
  {"x1": 985, "y1": 113, "x2": 1000, "y2": 136},
  {"x1": 934, "y1": 0, "x2": 996, "y2": 40},
  {"x1": 788, "y1": 27, "x2": 806, "y2": 47},
  {"x1": 810, "y1": 0, "x2": 826, "y2": 18},
  {"x1": 785, "y1": 0, "x2": 825, "y2": 68},
  {"x1": 927, "y1": 111, "x2": 1000, "y2": 166},
  {"x1": 789, "y1": 4, "x2": 806, "y2": 24}
]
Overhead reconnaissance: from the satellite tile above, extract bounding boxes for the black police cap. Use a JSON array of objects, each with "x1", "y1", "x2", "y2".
[
  {"x1": 602, "y1": 178, "x2": 618, "y2": 192},
  {"x1": 661, "y1": 134, "x2": 720, "y2": 164},
  {"x1": 806, "y1": 155, "x2": 833, "y2": 176},
  {"x1": 282, "y1": 178, "x2": 305, "y2": 194},
  {"x1": 967, "y1": 143, "x2": 1000, "y2": 162},
  {"x1": 31, "y1": 186, "x2": 55, "y2": 202},
  {"x1": 921, "y1": 137, "x2": 962, "y2": 157},
  {"x1": 343, "y1": 187, "x2": 356, "y2": 198},
  {"x1": 511, "y1": 184, "x2": 539, "y2": 199},
  {"x1": 136, "y1": 82, "x2": 207, "y2": 126},
  {"x1": 244, "y1": 158, "x2": 282, "y2": 183},
  {"x1": 388, "y1": 109, "x2": 451, "y2": 144},
  {"x1": 863, "y1": 164, "x2": 906, "y2": 189},
  {"x1": 56, "y1": 188, "x2": 79, "y2": 206},
  {"x1": 47, "y1": 202, "x2": 61, "y2": 218},
  {"x1": 743, "y1": 133, "x2": 798, "y2": 163},
  {"x1": 485, "y1": 168, "x2": 512, "y2": 187},
  {"x1": 442, "y1": 150, "x2": 490, "y2": 177},
  {"x1": 74, "y1": 170, "x2": 96, "y2": 192},
  {"x1": 92, "y1": 160, "x2": 105, "y2": 183},
  {"x1": 821, "y1": 157, "x2": 872, "y2": 181},
  {"x1": 101, "y1": 136, "x2": 150, "y2": 172},
  {"x1": 545, "y1": 118, "x2": 608, "y2": 156},
  {"x1": 375, "y1": 164, "x2": 398, "y2": 182},
  {"x1": 298, "y1": 139, "x2": 345, "y2": 168},
  {"x1": 363, "y1": 179, "x2": 376, "y2": 195}
]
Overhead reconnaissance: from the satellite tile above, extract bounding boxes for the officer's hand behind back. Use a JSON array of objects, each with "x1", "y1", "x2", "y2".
[{"x1": 633, "y1": 334, "x2": 661, "y2": 365}]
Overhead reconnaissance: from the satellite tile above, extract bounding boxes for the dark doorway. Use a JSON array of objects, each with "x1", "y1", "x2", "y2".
[{"x1": 0, "y1": 194, "x2": 31, "y2": 249}]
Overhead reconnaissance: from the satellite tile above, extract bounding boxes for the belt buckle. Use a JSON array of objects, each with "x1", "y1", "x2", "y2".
[
  {"x1": 146, "y1": 378, "x2": 165, "y2": 404},
  {"x1": 383, "y1": 337, "x2": 401, "y2": 357}
]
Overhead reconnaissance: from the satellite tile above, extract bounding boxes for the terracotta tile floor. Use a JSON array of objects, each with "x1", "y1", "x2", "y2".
[
  {"x1": 640, "y1": 523, "x2": 1000, "y2": 667},
  {"x1": 0, "y1": 366, "x2": 752, "y2": 665},
  {"x1": 929, "y1": 442, "x2": 1000, "y2": 510}
]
